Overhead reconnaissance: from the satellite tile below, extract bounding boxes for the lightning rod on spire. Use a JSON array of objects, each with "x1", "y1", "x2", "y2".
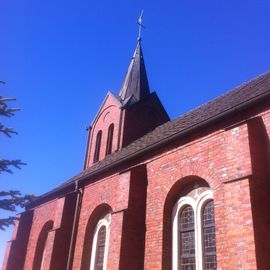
[{"x1": 137, "y1": 10, "x2": 144, "y2": 42}]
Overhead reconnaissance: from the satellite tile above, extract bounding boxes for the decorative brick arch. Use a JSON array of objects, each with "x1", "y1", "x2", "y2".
[
  {"x1": 200, "y1": 167, "x2": 222, "y2": 191},
  {"x1": 32, "y1": 220, "x2": 54, "y2": 270},
  {"x1": 161, "y1": 175, "x2": 213, "y2": 270},
  {"x1": 81, "y1": 203, "x2": 112, "y2": 270},
  {"x1": 175, "y1": 161, "x2": 221, "y2": 191},
  {"x1": 92, "y1": 105, "x2": 118, "y2": 129}
]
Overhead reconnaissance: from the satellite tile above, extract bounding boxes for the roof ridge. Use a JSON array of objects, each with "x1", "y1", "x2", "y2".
[{"x1": 172, "y1": 71, "x2": 270, "y2": 122}]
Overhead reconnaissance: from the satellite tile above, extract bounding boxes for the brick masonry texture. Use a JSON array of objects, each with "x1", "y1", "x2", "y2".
[
  {"x1": 3, "y1": 72, "x2": 270, "y2": 270},
  {"x1": 85, "y1": 93, "x2": 122, "y2": 167}
]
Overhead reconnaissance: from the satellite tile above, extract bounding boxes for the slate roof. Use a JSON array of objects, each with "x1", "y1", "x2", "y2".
[
  {"x1": 32, "y1": 71, "x2": 270, "y2": 204},
  {"x1": 118, "y1": 41, "x2": 150, "y2": 104}
]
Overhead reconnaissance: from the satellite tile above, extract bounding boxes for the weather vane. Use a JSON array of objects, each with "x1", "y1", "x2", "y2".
[{"x1": 137, "y1": 10, "x2": 145, "y2": 41}]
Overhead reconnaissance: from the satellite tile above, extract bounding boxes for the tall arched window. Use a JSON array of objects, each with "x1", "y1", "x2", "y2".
[
  {"x1": 90, "y1": 214, "x2": 111, "y2": 270},
  {"x1": 93, "y1": 130, "x2": 102, "y2": 163},
  {"x1": 172, "y1": 189, "x2": 217, "y2": 270},
  {"x1": 105, "y1": 124, "x2": 114, "y2": 156}
]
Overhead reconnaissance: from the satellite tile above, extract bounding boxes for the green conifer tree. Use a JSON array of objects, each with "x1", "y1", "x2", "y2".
[{"x1": 0, "y1": 81, "x2": 35, "y2": 230}]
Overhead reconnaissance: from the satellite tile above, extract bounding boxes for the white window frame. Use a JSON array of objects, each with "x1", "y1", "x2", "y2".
[
  {"x1": 172, "y1": 190, "x2": 214, "y2": 270},
  {"x1": 89, "y1": 214, "x2": 111, "y2": 270}
]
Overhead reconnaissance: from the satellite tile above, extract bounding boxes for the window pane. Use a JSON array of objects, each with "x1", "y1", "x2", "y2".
[
  {"x1": 179, "y1": 205, "x2": 194, "y2": 231},
  {"x1": 180, "y1": 257, "x2": 196, "y2": 270},
  {"x1": 203, "y1": 200, "x2": 217, "y2": 270},
  {"x1": 203, "y1": 200, "x2": 215, "y2": 227},
  {"x1": 178, "y1": 205, "x2": 196, "y2": 270},
  {"x1": 204, "y1": 255, "x2": 217, "y2": 270},
  {"x1": 94, "y1": 226, "x2": 106, "y2": 270}
]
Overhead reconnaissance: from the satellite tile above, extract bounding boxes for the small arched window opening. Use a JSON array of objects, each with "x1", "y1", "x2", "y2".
[
  {"x1": 90, "y1": 214, "x2": 111, "y2": 270},
  {"x1": 105, "y1": 124, "x2": 114, "y2": 156},
  {"x1": 94, "y1": 130, "x2": 102, "y2": 163},
  {"x1": 33, "y1": 220, "x2": 53, "y2": 270}
]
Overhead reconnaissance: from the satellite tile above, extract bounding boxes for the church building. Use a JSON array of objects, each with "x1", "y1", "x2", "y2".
[{"x1": 3, "y1": 23, "x2": 270, "y2": 270}]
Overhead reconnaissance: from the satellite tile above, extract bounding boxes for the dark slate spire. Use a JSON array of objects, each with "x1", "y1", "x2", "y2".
[
  {"x1": 119, "y1": 42, "x2": 150, "y2": 104},
  {"x1": 119, "y1": 12, "x2": 150, "y2": 104}
]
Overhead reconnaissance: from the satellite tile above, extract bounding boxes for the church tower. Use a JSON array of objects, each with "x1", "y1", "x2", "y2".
[{"x1": 84, "y1": 21, "x2": 169, "y2": 169}]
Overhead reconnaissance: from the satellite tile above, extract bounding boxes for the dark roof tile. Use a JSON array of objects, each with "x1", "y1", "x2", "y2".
[{"x1": 36, "y1": 71, "x2": 270, "y2": 201}]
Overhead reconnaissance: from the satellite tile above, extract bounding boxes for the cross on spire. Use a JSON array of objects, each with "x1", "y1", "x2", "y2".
[{"x1": 137, "y1": 10, "x2": 144, "y2": 42}]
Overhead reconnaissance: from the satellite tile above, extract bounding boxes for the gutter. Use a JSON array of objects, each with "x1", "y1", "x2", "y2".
[{"x1": 66, "y1": 180, "x2": 83, "y2": 270}]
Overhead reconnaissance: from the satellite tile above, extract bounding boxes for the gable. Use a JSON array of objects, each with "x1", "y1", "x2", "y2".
[{"x1": 85, "y1": 92, "x2": 122, "y2": 168}]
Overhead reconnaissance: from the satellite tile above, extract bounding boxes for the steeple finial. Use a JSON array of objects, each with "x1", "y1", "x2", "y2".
[{"x1": 137, "y1": 10, "x2": 144, "y2": 42}]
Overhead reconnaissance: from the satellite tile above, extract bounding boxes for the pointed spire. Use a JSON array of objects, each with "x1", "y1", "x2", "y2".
[{"x1": 119, "y1": 12, "x2": 150, "y2": 104}]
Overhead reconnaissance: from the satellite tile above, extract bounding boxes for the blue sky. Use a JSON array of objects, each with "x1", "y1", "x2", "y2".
[{"x1": 1, "y1": 0, "x2": 270, "y2": 266}]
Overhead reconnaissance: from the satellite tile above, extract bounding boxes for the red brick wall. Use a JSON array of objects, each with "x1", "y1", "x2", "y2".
[
  {"x1": 140, "y1": 104, "x2": 270, "y2": 270},
  {"x1": 143, "y1": 121, "x2": 256, "y2": 269},
  {"x1": 12, "y1": 194, "x2": 77, "y2": 270},
  {"x1": 220, "y1": 178, "x2": 256, "y2": 269},
  {"x1": 20, "y1": 199, "x2": 57, "y2": 269},
  {"x1": 2, "y1": 211, "x2": 33, "y2": 270},
  {"x1": 119, "y1": 165, "x2": 147, "y2": 270},
  {"x1": 85, "y1": 93, "x2": 122, "y2": 167},
  {"x1": 32, "y1": 220, "x2": 54, "y2": 269},
  {"x1": 72, "y1": 171, "x2": 131, "y2": 270},
  {"x1": 71, "y1": 165, "x2": 148, "y2": 270},
  {"x1": 247, "y1": 116, "x2": 270, "y2": 269},
  {"x1": 50, "y1": 192, "x2": 77, "y2": 270}
]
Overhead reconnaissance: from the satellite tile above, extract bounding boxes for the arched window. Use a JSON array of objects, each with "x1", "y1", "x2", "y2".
[
  {"x1": 93, "y1": 130, "x2": 102, "y2": 163},
  {"x1": 33, "y1": 221, "x2": 53, "y2": 270},
  {"x1": 105, "y1": 124, "x2": 114, "y2": 156},
  {"x1": 172, "y1": 189, "x2": 216, "y2": 270},
  {"x1": 90, "y1": 214, "x2": 111, "y2": 270}
]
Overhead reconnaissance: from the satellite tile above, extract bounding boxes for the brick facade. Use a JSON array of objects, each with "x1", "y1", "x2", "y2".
[{"x1": 3, "y1": 47, "x2": 270, "y2": 270}]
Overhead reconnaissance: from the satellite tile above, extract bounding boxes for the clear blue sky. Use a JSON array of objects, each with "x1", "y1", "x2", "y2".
[{"x1": 1, "y1": 0, "x2": 270, "y2": 266}]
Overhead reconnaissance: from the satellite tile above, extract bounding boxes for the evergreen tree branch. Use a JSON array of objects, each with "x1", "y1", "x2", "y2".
[
  {"x1": 0, "y1": 159, "x2": 26, "y2": 174},
  {"x1": 0, "y1": 96, "x2": 20, "y2": 117},
  {"x1": 0, "y1": 190, "x2": 35, "y2": 210},
  {"x1": 0, "y1": 88, "x2": 35, "y2": 230},
  {"x1": 0, "y1": 123, "x2": 18, "y2": 137},
  {"x1": 0, "y1": 217, "x2": 17, "y2": 230}
]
